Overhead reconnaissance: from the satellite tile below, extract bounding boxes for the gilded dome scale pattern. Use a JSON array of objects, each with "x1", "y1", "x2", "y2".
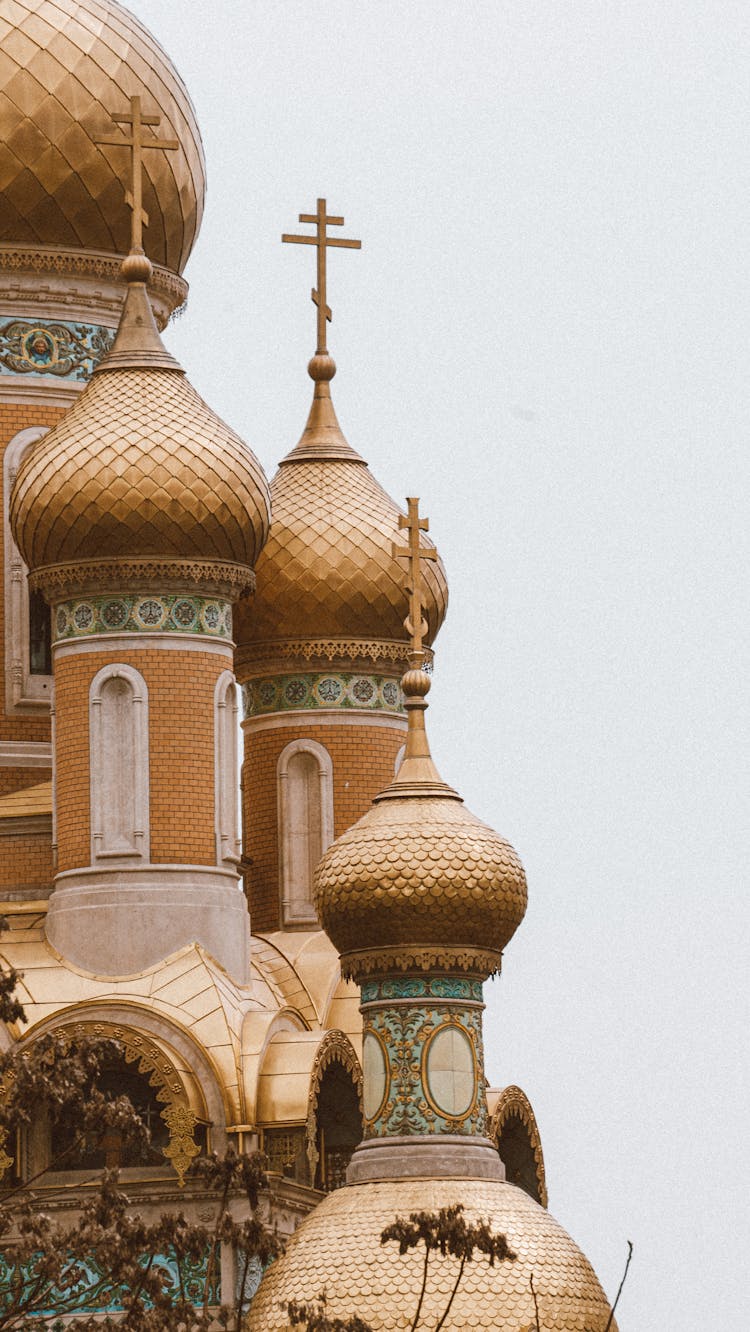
[
  {"x1": 11, "y1": 367, "x2": 270, "y2": 568},
  {"x1": 246, "y1": 1178, "x2": 617, "y2": 1331},
  {"x1": 0, "y1": 0, "x2": 205, "y2": 272},
  {"x1": 236, "y1": 459, "x2": 448, "y2": 648},
  {"x1": 316, "y1": 794, "x2": 527, "y2": 959}
]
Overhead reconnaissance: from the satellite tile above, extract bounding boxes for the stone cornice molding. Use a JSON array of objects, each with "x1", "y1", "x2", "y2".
[
  {"x1": 31, "y1": 558, "x2": 256, "y2": 602},
  {"x1": 236, "y1": 638, "x2": 433, "y2": 679},
  {"x1": 341, "y1": 945, "x2": 503, "y2": 982},
  {"x1": 0, "y1": 244, "x2": 187, "y2": 329}
]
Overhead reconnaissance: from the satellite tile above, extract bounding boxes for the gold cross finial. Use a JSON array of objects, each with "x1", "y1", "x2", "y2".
[
  {"x1": 282, "y1": 199, "x2": 361, "y2": 355},
  {"x1": 95, "y1": 95, "x2": 178, "y2": 254},
  {"x1": 393, "y1": 497, "x2": 438, "y2": 667}
]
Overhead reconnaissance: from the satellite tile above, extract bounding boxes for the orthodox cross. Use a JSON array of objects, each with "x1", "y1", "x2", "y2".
[
  {"x1": 393, "y1": 497, "x2": 438, "y2": 665},
  {"x1": 282, "y1": 198, "x2": 361, "y2": 355},
  {"x1": 94, "y1": 95, "x2": 178, "y2": 252}
]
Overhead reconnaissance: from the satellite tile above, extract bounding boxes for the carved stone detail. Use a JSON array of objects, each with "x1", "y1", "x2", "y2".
[
  {"x1": 31, "y1": 558, "x2": 255, "y2": 602},
  {"x1": 342, "y1": 946, "x2": 503, "y2": 982}
]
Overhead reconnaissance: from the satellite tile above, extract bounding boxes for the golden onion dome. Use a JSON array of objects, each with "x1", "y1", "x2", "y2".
[
  {"x1": 235, "y1": 363, "x2": 448, "y2": 651},
  {"x1": 10, "y1": 254, "x2": 270, "y2": 573},
  {"x1": 314, "y1": 668, "x2": 526, "y2": 972},
  {"x1": 245, "y1": 1177, "x2": 617, "y2": 1331},
  {"x1": 0, "y1": 0, "x2": 205, "y2": 273}
]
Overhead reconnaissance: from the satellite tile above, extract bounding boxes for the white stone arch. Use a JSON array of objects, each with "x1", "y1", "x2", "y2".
[
  {"x1": 277, "y1": 737, "x2": 333, "y2": 928},
  {"x1": 89, "y1": 663, "x2": 149, "y2": 864},
  {"x1": 394, "y1": 743, "x2": 406, "y2": 775},
  {"x1": 3, "y1": 426, "x2": 52, "y2": 715},
  {"x1": 214, "y1": 669, "x2": 240, "y2": 866}
]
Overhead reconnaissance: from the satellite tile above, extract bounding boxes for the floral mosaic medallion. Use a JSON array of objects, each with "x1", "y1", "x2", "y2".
[
  {"x1": 0, "y1": 318, "x2": 115, "y2": 379},
  {"x1": 242, "y1": 672, "x2": 405, "y2": 717},
  {"x1": 53, "y1": 595, "x2": 233, "y2": 642}
]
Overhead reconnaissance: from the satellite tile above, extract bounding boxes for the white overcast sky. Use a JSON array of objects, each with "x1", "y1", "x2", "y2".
[{"x1": 128, "y1": 2, "x2": 747, "y2": 1326}]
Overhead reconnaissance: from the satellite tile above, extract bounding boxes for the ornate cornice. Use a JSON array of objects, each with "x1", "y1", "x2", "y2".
[
  {"x1": 489, "y1": 1084, "x2": 548, "y2": 1209},
  {"x1": 341, "y1": 945, "x2": 503, "y2": 982},
  {"x1": 236, "y1": 638, "x2": 433, "y2": 680},
  {"x1": 31, "y1": 558, "x2": 255, "y2": 602},
  {"x1": 0, "y1": 245, "x2": 187, "y2": 328}
]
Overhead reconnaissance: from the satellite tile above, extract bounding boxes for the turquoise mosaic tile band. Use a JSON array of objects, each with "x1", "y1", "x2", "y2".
[
  {"x1": 361, "y1": 976, "x2": 483, "y2": 1004},
  {"x1": 242, "y1": 672, "x2": 404, "y2": 717},
  {"x1": 0, "y1": 318, "x2": 115, "y2": 380},
  {"x1": 362, "y1": 1001, "x2": 487, "y2": 1140},
  {"x1": 54, "y1": 595, "x2": 233, "y2": 642}
]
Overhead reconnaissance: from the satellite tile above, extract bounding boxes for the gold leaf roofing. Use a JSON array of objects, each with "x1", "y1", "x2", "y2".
[
  {"x1": 11, "y1": 362, "x2": 271, "y2": 569},
  {"x1": 0, "y1": 0, "x2": 205, "y2": 272},
  {"x1": 315, "y1": 794, "x2": 526, "y2": 958},
  {"x1": 245, "y1": 1177, "x2": 617, "y2": 1331},
  {"x1": 235, "y1": 458, "x2": 449, "y2": 647}
]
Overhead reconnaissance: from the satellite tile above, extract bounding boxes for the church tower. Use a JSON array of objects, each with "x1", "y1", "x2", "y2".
[
  {"x1": 235, "y1": 200, "x2": 448, "y2": 936},
  {"x1": 247, "y1": 508, "x2": 617, "y2": 1331},
  {"x1": 0, "y1": 0, "x2": 203, "y2": 892}
]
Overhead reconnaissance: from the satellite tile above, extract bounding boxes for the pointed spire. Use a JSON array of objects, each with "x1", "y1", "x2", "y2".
[
  {"x1": 377, "y1": 497, "x2": 460, "y2": 802},
  {"x1": 281, "y1": 197, "x2": 366, "y2": 464},
  {"x1": 92, "y1": 95, "x2": 183, "y2": 375},
  {"x1": 95, "y1": 251, "x2": 183, "y2": 374}
]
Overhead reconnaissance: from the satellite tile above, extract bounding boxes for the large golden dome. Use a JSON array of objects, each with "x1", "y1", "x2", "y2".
[
  {"x1": 245, "y1": 1178, "x2": 617, "y2": 1331},
  {"x1": 10, "y1": 262, "x2": 270, "y2": 572},
  {"x1": 0, "y1": 0, "x2": 205, "y2": 273},
  {"x1": 235, "y1": 378, "x2": 448, "y2": 653}
]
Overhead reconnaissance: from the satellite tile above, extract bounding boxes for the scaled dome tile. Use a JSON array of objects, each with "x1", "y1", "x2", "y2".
[
  {"x1": 0, "y1": 0, "x2": 205, "y2": 271},
  {"x1": 246, "y1": 1179, "x2": 617, "y2": 1331}
]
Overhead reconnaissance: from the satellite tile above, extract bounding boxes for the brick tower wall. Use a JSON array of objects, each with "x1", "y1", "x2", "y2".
[
  {"x1": 242, "y1": 716, "x2": 406, "y2": 934},
  {"x1": 54, "y1": 645, "x2": 230, "y2": 872}
]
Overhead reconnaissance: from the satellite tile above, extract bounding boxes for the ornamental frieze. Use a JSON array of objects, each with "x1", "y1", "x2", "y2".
[
  {"x1": 0, "y1": 318, "x2": 115, "y2": 379},
  {"x1": 54, "y1": 594, "x2": 232, "y2": 642},
  {"x1": 242, "y1": 672, "x2": 404, "y2": 718},
  {"x1": 362, "y1": 1004, "x2": 487, "y2": 1141}
]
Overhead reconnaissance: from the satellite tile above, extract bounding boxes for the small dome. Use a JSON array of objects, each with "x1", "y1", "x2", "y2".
[
  {"x1": 0, "y1": 0, "x2": 205, "y2": 273},
  {"x1": 10, "y1": 272, "x2": 270, "y2": 572},
  {"x1": 316, "y1": 791, "x2": 526, "y2": 961},
  {"x1": 245, "y1": 1177, "x2": 617, "y2": 1331},
  {"x1": 315, "y1": 667, "x2": 526, "y2": 968},
  {"x1": 235, "y1": 377, "x2": 448, "y2": 651}
]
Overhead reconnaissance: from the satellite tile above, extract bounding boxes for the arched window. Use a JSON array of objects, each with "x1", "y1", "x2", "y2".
[
  {"x1": 3, "y1": 427, "x2": 53, "y2": 714},
  {"x1": 214, "y1": 670, "x2": 240, "y2": 866},
  {"x1": 89, "y1": 663, "x2": 149, "y2": 863},
  {"x1": 314, "y1": 1061, "x2": 362, "y2": 1192},
  {"x1": 277, "y1": 738, "x2": 333, "y2": 927}
]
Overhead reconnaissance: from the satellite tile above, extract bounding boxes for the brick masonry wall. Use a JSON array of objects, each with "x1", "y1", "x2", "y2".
[
  {"x1": 242, "y1": 719, "x2": 406, "y2": 933},
  {"x1": 0, "y1": 831, "x2": 53, "y2": 890},
  {"x1": 0, "y1": 401, "x2": 63, "y2": 746},
  {"x1": 54, "y1": 645, "x2": 229, "y2": 872}
]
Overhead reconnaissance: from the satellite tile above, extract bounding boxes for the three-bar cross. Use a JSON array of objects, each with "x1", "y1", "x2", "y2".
[
  {"x1": 282, "y1": 199, "x2": 361, "y2": 355},
  {"x1": 393, "y1": 498, "x2": 438, "y2": 666},
  {"x1": 94, "y1": 95, "x2": 178, "y2": 253}
]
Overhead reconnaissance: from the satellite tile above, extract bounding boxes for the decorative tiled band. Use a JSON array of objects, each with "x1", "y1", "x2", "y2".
[
  {"x1": 361, "y1": 1001, "x2": 487, "y2": 1139},
  {"x1": 360, "y1": 976, "x2": 483, "y2": 1005},
  {"x1": 0, "y1": 318, "x2": 115, "y2": 380},
  {"x1": 53, "y1": 595, "x2": 232, "y2": 642},
  {"x1": 241, "y1": 672, "x2": 404, "y2": 718}
]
